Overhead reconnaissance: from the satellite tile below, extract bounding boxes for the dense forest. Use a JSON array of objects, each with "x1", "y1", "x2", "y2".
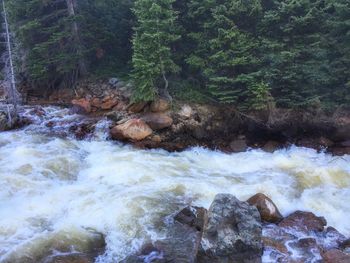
[{"x1": 5, "y1": 0, "x2": 350, "y2": 110}]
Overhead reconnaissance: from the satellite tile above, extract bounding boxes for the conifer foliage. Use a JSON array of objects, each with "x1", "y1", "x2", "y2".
[{"x1": 131, "y1": 0, "x2": 180, "y2": 102}]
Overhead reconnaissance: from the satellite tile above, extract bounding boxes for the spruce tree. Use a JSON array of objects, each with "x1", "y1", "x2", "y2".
[
  {"x1": 131, "y1": 0, "x2": 180, "y2": 102},
  {"x1": 187, "y1": 0, "x2": 267, "y2": 108}
]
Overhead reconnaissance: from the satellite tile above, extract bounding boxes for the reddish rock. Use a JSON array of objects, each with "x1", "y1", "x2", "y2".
[
  {"x1": 278, "y1": 211, "x2": 327, "y2": 232},
  {"x1": 322, "y1": 249, "x2": 350, "y2": 263},
  {"x1": 150, "y1": 98, "x2": 170, "y2": 112},
  {"x1": 110, "y1": 119, "x2": 153, "y2": 141},
  {"x1": 141, "y1": 113, "x2": 173, "y2": 130},
  {"x1": 128, "y1": 101, "x2": 148, "y2": 113},
  {"x1": 91, "y1": 98, "x2": 102, "y2": 108},
  {"x1": 71, "y1": 98, "x2": 91, "y2": 113},
  {"x1": 247, "y1": 193, "x2": 283, "y2": 223},
  {"x1": 100, "y1": 98, "x2": 118, "y2": 110},
  {"x1": 113, "y1": 101, "x2": 128, "y2": 111},
  {"x1": 262, "y1": 237, "x2": 288, "y2": 254}
]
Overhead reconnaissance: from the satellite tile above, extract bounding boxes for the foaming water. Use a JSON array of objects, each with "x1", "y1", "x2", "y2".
[{"x1": 0, "y1": 107, "x2": 349, "y2": 262}]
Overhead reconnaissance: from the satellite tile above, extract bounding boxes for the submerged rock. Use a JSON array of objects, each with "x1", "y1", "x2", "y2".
[
  {"x1": 198, "y1": 194, "x2": 263, "y2": 263},
  {"x1": 110, "y1": 119, "x2": 153, "y2": 141},
  {"x1": 247, "y1": 193, "x2": 283, "y2": 223}
]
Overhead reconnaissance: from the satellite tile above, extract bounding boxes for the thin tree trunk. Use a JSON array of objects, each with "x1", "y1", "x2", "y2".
[
  {"x1": 66, "y1": 0, "x2": 87, "y2": 77},
  {"x1": 2, "y1": 0, "x2": 18, "y2": 124}
]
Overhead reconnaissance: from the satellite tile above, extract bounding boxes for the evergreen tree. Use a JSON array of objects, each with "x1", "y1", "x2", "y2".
[
  {"x1": 260, "y1": 0, "x2": 329, "y2": 108},
  {"x1": 187, "y1": 0, "x2": 268, "y2": 108},
  {"x1": 7, "y1": 0, "x2": 86, "y2": 90},
  {"x1": 131, "y1": 0, "x2": 180, "y2": 102}
]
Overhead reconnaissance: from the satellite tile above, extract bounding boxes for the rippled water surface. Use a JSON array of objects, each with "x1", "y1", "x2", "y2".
[{"x1": 0, "y1": 107, "x2": 349, "y2": 262}]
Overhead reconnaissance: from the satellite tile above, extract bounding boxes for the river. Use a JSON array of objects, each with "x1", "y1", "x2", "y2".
[{"x1": 0, "y1": 107, "x2": 349, "y2": 262}]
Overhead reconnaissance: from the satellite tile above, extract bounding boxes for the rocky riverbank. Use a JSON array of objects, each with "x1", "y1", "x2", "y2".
[{"x1": 23, "y1": 78, "x2": 350, "y2": 155}]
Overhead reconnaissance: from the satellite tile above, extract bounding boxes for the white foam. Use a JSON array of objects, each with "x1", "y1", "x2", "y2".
[{"x1": 0, "y1": 108, "x2": 349, "y2": 262}]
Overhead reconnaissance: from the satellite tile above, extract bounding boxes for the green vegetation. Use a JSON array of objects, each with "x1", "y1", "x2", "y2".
[{"x1": 5, "y1": 0, "x2": 350, "y2": 110}]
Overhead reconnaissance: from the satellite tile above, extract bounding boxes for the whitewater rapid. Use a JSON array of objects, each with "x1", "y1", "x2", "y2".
[{"x1": 0, "y1": 107, "x2": 349, "y2": 262}]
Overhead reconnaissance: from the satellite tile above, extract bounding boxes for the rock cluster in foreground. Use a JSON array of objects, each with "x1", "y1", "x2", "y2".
[{"x1": 122, "y1": 193, "x2": 350, "y2": 263}]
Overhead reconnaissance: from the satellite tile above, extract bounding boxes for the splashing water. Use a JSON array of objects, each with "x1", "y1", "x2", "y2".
[{"x1": 0, "y1": 107, "x2": 349, "y2": 262}]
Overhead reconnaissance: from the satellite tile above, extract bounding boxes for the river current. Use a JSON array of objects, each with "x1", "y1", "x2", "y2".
[{"x1": 0, "y1": 107, "x2": 349, "y2": 262}]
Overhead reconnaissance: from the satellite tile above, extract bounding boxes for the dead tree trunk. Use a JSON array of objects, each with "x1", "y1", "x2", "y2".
[
  {"x1": 2, "y1": 0, "x2": 19, "y2": 124},
  {"x1": 66, "y1": 0, "x2": 87, "y2": 77}
]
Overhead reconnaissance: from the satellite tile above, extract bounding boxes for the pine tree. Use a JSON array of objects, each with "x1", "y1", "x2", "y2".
[
  {"x1": 260, "y1": 0, "x2": 329, "y2": 108},
  {"x1": 187, "y1": 0, "x2": 267, "y2": 108},
  {"x1": 131, "y1": 0, "x2": 180, "y2": 102},
  {"x1": 7, "y1": 0, "x2": 86, "y2": 90}
]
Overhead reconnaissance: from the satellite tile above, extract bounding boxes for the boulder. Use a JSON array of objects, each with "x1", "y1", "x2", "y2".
[
  {"x1": 100, "y1": 98, "x2": 119, "y2": 110},
  {"x1": 278, "y1": 211, "x2": 327, "y2": 233},
  {"x1": 113, "y1": 101, "x2": 128, "y2": 111},
  {"x1": 150, "y1": 98, "x2": 170, "y2": 112},
  {"x1": 322, "y1": 249, "x2": 350, "y2": 263},
  {"x1": 128, "y1": 101, "x2": 148, "y2": 113},
  {"x1": 110, "y1": 119, "x2": 152, "y2": 141},
  {"x1": 122, "y1": 206, "x2": 207, "y2": 263},
  {"x1": 141, "y1": 113, "x2": 173, "y2": 130},
  {"x1": 230, "y1": 138, "x2": 248, "y2": 152},
  {"x1": 91, "y1": 98, "x2": 102, "y2": 108},
  {"x1": 247, "y1": 193, "x2": 283, "y2": 223},
  {"x1": 198, "y1": 194, "x2": 263, "y2": 263},
  {"x1": 71, "y1": 98, "x2": 91, "y2": 114}
]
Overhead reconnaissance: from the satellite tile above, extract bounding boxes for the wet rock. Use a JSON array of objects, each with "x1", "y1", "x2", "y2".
[
  {"x1": 198, "y1": 194, "x2": 263, "y2": 263},
  {"x1": 113, "y1": 101, "x2": 128, "y2": 111},
  {"x1": 141, "y1": 113, "x2": 173, "y2": 130},
  {"x1": 128, "y1": 101, "x2": 148, "y2": 113},
  {"x1": 289, "y1": 237, "x2": 323, "y2": 262},
  {"x1": 247, "y1": 193, "x2": 283, "y2": 223},
  {"x1": 44, "y1": 253, "x2": 92, "y2": 263},
  {"x1": 91, "y1": 98, "x2": 102, "y2": 108},
  {"x1": 100, "y1": 97, "x2": 119, "y2": 110},
  {"x1": 262, "y1": 140, "x2": 281, "y2": 152},
  {"x1": 122, "y1": 206, "x2": 207, "y2": 263},
  {"x1": 0, "y1": 111, "x2": 8, "y2": 131},
  {"x1": 279, "y1": 211, "x2": 327, "y2": 233},
  {"x1": 69, "y1": 123, "x2": 95, "y2": 140},
  {"x1": 322, "y1": 249, "x2": 350, "y2": 263},
  {"x1": 6, "y1": 229, "x2": 106, "y2": 263},
  {"x1": 229, "y1": 138, "x2": 248, "y2": 152},
  {"x1": 150, "y1": 98, "x2": 170, "y2": 112},
  {"x1": 110, "y1": 119, "x2": 153, "y2": 141},
  {"x1": 71, "y1": 98, "x2": 91, "y2": 114},
  {"x1": 104, "y1": 111, "x2": 126, "y2": 122}
]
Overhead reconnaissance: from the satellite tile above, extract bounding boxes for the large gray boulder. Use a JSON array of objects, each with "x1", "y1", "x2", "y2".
[{"x1": 198, "y1": 194, "x2": 263, "y2": 263}]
